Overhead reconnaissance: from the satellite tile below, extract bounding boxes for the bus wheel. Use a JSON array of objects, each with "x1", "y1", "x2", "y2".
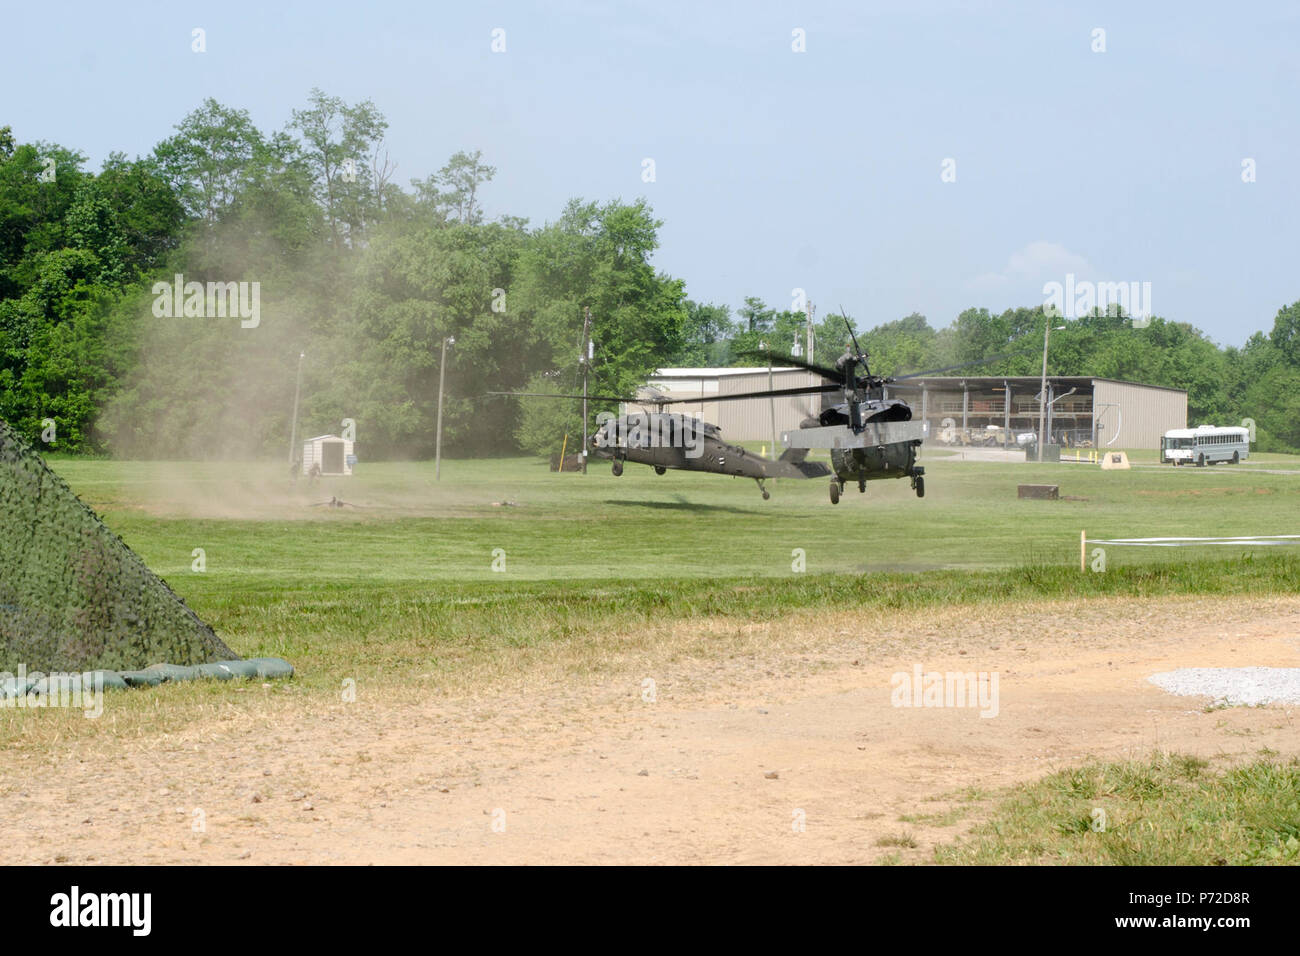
[
  {"x1": 1197, "y1": 454, "x2": 1205, "y2": 467},
  {"x1": 1233, "y1": 451, "x2": 1240, "y2": 464}
]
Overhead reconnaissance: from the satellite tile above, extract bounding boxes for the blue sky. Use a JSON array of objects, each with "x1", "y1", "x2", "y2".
[{"x1": 5, "y1": 0, "x2": 1296, "y2": 346}]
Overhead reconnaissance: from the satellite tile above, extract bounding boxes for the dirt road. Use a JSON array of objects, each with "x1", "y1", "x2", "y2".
[{"x1": 5, "y1": 596, "x2": 1298, "y2": 864}]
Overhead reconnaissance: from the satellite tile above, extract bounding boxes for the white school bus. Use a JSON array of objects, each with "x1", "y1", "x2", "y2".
[{"x1": 1160, "y1": 425, "x2": 1250, "y2": 466}]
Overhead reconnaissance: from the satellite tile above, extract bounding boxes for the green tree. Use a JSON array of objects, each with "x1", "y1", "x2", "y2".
[
  {"x1": 289, "y1": 88, "x2": 389, "y2": 249},
  {"x1": 509, "y1": 198, "x2": 686, "y2": 454},
  {"x1": 154, "y1": 99, "x2": 262, "y2": 229},
  {"x1": 668, "y1": 300, "x2": 733, "y2": 366}
]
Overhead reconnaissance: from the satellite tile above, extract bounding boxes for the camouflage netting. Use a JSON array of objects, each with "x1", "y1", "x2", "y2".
[{"x1": 0, "y1": 418, "x2": 237, "y2": 672}]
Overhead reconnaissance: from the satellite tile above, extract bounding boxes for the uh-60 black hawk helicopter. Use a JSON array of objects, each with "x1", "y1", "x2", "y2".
[
  {"x1": 493, "y1": 315, "x2": 1026, "y2": 503},
  {"x1": 488, "y1": 390, "x2": 832, "y2": 499},
  {"x1": 736, "y1": 316, "x2": 1036, "y2": 504}
]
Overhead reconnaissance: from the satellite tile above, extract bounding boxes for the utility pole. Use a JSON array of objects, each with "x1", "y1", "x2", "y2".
[
  {"x1": 761, "y1": 339, "x2": 776, "y2": 460},
  {"x1": 580, "y1": 306, "x2": 592, "y2": 474},
  {"x1": 1037, "y1": 315, "x2": 1061, "y2": 463},
  {"x1": 435, "y1": 335, "x2": 454, "y2": 480},
  {"x1": 288, "y1": 351, "x2": 305, "y2": 470},
  {"x1": 806, "y1": 299, "x2": 815, "y2": 364}
]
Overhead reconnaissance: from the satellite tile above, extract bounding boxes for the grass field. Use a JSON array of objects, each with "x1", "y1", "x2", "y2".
[
  {"x1": 934, "y1": 753, "x2": 1300, "y2": 865},
  {"x1": 50, "y1": 447, "x2": 1300, "y2": 582},
  {"x1": 6, "y1": 450, "x2": 1298, "y2": 864},
  {"x1": 35, "y1": 449, "x2": 1300, "y2": 683}
]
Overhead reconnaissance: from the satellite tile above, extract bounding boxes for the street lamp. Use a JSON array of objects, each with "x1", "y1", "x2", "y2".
[
  {"x1": 1036, "y1": 317, "x2": 1067, "y2": 462},
  {"x1": 1045, "y1": 386, "x2": 1077, "y2": 448},
  {"x1": 760, "y1": 339, "x2": 776, "y2": 460},
  {"x1": 288, "y1": 352, "x2": 305, "y2": 475},
  {"x1": 435, "y1": 335, "x2": 454, "y2": 481}
]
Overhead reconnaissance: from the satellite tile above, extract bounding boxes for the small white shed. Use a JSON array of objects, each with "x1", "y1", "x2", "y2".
[{"x1": 302, "y1": 434, "x2": 354, "y2": 476}]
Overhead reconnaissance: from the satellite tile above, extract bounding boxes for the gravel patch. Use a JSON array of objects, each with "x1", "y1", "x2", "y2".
[{"x1": 1148, "y1": 667, "x2": 1300, "y2": 707}]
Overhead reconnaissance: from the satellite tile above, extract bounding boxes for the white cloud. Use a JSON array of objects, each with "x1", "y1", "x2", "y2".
[{"x1": 969, "y1": 241, "x2": 1094, "y2": 292}]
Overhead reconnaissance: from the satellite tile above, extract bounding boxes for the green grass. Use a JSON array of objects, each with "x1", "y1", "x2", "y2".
[
  {"x1": 10, "y1": 455, "x2": 1300, "y2": 864},
  {"x1": 35, "y1": 453, "x2": 1300, "y2": 677},
  {"x1": 51, "y1": 451, "x2": 1300, "y2": 582},
  {"x1": 935, "y1": 753, "x2": 1300, "y2": 865}
]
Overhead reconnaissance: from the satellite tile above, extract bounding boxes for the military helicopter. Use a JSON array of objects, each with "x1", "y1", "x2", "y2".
[
  {"x1": 733, "y1": 315, "x2": 1036, "y2": 503},
  {"x1": 492, "y1": 314, "x2": 1028, "y2": 503},
  {"x1": 488, "y1": 389, "x2": 829, "y2": 499}
]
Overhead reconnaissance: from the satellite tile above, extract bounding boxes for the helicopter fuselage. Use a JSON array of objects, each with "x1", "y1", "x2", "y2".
[
  {"x1": 590, "y1": 412, "x2": 829, "y2": 497},
  {"x1": 783, "y1": 395, "x2": 926, "y2": 502}
]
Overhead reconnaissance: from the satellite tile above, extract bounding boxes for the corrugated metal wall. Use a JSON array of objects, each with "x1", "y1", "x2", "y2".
[
  {"x1": 628, "y1": 371, "x2": 1186, "y2": 449},
  {"x1": 627, "y1": 370, "x2": 820, "y2": 442},
  {"x1": 1093, "y1": 380, "x2": 1187, "y2": 450},
  {"x1": 718, "y1": 370, "x2": 821, "y2": 441}
]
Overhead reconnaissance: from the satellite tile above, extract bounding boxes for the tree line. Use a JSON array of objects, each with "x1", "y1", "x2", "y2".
[
  {"x1": 676, "y1": 301, "x2": 1300, "y2": 452},
  {"x1": 1, "y1": 93, "x2": 1298, "y2": 458}
]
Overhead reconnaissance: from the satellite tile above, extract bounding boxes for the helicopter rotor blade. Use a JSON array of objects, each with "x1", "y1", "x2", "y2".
[
  {"x1": 486, "y1": 390, "x2": 638, "y2": 404},
  {"x1": 891, "y1": 346, "x2": 1042, "y2": 381},
  {"x1": 655, "y1": 383, "x2": 842, "y2": 406},
  {"x1": 842, "y1": 307, "x2": 865, "y2": 372},
  {"x1": 735, "y1": 350, "x2": 843, "y2": 381}
]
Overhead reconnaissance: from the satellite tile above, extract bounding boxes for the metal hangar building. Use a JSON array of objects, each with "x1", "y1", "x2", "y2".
[{"x1": 631, "y1": 369, "x2": 1187, "y2": 450}]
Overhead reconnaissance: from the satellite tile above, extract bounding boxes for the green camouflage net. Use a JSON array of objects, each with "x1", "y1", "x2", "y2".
[{"x1": 0, "y1": 418, "x2": 236, "y2": 672}]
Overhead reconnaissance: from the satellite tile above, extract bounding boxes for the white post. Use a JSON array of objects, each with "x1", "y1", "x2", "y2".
[
  {"x1": 435, "y1": 335, "x2": 453, "y2": 480},
  {"x1": 1038, "y1": 319, "x2": 1052, "y2": 462},
  {"x1": 288, "y1": 351, "x2": 304, "y2": 468}
]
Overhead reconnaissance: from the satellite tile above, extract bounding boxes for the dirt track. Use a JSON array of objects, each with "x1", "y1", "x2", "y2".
[{"x1": 4, "y1": 596, "x2": 1299, "y2": 864}]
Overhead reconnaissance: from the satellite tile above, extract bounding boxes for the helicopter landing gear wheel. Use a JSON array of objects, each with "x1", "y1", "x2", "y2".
[
  {"x1": 762, "y1": 489, "x2": 770, "y2": 500},
  {"x1": 829, "y1": 480, "x2": 840, "y2": 505},
  {"x1": 914, "y1": 476, "x2": 925, "y2": 498},
  {"x1": 654, "y1": 466, "x2": 666, "y2": 475},
  {"x1": 858, "y1": 479, "x2": 866, "y2": 494},
  {"x1": 611, "y1": 460, "x2": 623, "y2": 477},
  {"x1": 756, "y1": 478, "x2": 770, "y2": 500}
]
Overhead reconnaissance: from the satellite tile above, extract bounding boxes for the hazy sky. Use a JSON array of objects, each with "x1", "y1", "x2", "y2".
[{"x1": 6, "y1": 0, "x2": 1296, "y2": 346}]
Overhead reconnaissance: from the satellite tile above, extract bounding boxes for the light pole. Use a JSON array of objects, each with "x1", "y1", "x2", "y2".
[
  {"x1": 580, "y1": 307, "x2": 592, "y2": 475},
  {"x1": 761, "y1": 339, "x2": 776, "y2": 460},
  {"x1": 1047, "y1": 386, "x2": 1077, "y2": 447},
  {"x1": 435, "y1": 335, "x2": 454, "y2": 480},
  {"x1": 288, "y1": 351, "x2": 305, "y2": 471},
  {"x1": 1037, "y1": 317, "x2": 1066, "y2": 461}
]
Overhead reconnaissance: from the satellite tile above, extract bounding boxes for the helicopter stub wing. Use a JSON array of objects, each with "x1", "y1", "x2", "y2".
[{"x1": 781, "y1": 421, "x2": 925, "y2": 450}]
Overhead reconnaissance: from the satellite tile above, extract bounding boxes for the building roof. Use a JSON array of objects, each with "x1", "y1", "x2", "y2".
[
  {"x1": 891, "y1": 375, "x2": 1187, "y2": 394},
  {"x1": 650, "y1": 367, "x2": 805, "y2": 378},
  {"x1": 649, "y1": 368, "x2": 1185, "y2": 394}
]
